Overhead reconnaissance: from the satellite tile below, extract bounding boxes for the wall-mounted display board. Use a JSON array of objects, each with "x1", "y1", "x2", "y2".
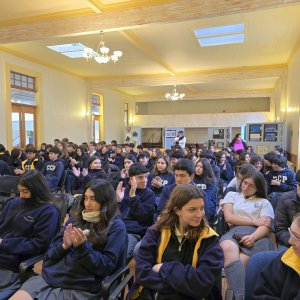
[
  {"x1": 246, "y1": 122, "x2": 285, "y2": 155},
  {"x1": 248, "y1": 124, "x2": 262, "y2": 142},
  {"x1": 208, "y1": 127, "x2": 232, "y2": 149}
]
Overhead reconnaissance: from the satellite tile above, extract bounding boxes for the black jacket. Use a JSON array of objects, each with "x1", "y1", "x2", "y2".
[{"x1": 275, "y1": 190, "x2": 300, "y2": 247}]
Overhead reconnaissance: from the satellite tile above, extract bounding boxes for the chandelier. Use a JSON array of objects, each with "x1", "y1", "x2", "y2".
[
  {"x1": 83, "y1": 31, "x2": 122, "y2": 64},
  {"x1": 165, "y1": 85, "x2": 185, "y2": 101}
]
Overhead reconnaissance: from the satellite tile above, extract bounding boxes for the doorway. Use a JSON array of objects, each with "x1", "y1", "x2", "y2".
[{"x1": 11, "y1": 103, "x2": 37, "y2": 148}]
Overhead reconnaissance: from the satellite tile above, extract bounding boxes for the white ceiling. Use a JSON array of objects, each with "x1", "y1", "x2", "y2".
[{"x1": 1, "y1": 0, "x2": 300, "y2": 99}]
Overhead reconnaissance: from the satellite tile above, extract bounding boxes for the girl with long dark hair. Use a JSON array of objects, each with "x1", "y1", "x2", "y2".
[
  {"x1": 220, "y1": 171, "x2": 274, "y2": 298},
  {"x1": 12, "y1": 179, "x2": 127, "y2": 300},
  {"x1": 149, "y1": 156, "x2": 175, "y2": 205},
  {"x1": 193, "y1": 158, "x2": 218, "y2": 220},
  {"x1": 0, "y1": 170, "x2": 60, "y2": 298}
]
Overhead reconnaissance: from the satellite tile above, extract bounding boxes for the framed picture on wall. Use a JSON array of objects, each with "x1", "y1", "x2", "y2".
[
  {"x1": 166, "y1": 130, "x2": 171, "y2": 138},
  {"x1": 170, "y1": 130, "x2": 176, "y2": 138}
]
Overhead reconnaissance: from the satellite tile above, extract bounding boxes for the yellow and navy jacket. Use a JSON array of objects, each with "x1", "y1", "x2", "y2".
[{"x1": 130, "y1": 225, "x2": 224, "y2": 300}]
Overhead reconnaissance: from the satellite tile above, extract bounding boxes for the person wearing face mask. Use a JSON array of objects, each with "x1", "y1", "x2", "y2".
[
  {"x1": 128, "y1": 184, "x2": 223, "y2": 300},
  {"x1": 11, "y1": 179, "x2": 127, "y2": 300},
  {"x1": 0, "y1": 170, "x2": 60, "y2": 299},
  {"x1": 220, "y1": 171, "x2": 274, "y2": 299},
  {"x1": 116, "y1": 163, "x2": 155, "y2": 260},
  {"x1": 252, "y1": 214, "x2": 300, "y2": 299}
]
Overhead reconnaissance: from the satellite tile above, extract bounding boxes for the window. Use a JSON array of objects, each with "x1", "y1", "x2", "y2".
[
  {"x1": 10, "y1": 71, "x2": 35, "y2": 91},
  {"x1": 91, "y1": 94, "x2": 101, "y2": 142},
  {"x1": 47, "y1": 43, "x2": 88, "y2": 58},
  {"x1": 10, "y1": 71, "x2": 37, "y2": 148},
  {"x1": 91, "y1": 94, "x2": 100, "y2": 116},
  {"x1": 194, "y1": 23, "x2": 245, "y2": 47}
]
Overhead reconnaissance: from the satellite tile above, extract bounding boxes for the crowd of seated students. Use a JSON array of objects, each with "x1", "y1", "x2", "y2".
[{"x1": 1, "y1": 137, "x2": 300, "y2": 299}]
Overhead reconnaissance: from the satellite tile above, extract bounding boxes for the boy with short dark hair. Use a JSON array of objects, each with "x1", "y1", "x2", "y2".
[
  {"x1": 265, "y1": 154, "x2": 297, "y2": 194},
  {"x1": 41, "y1": 146, "x2": 64, "y2": 191},
  {"x1": 138, "y1": 151, "x2": 154, "y2": 172},
  {"x1": 15, "y1": 146, "x2": 44, "y2": 175},
  {"x1": 157, "y1": 159, "x2": 213, "y2": 223},
  {"x1": 116, "y1": 163, "x2": 155, "y2": 259}
]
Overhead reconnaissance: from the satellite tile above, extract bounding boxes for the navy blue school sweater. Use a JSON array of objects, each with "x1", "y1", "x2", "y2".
[
  {"x1": 156, "y1": 183, "x2": 213, "y2": 223},
  {"x1": 133, "y1": 226, "x2": 223, "y2": 300},
  {"x1": 265, "y1": 168, "x2": 297, "y2": 194},
  {"x1": 113, "y1": 154, "x2": 124, "y2": 170},
  {"x1": 148, "y1": 173, "x2": 175, "y2": 196},
  {"x1": 252, "y1": 248, "x2": 300, "y2": 299},
  {"x1": 73, "y1": 169, "x2": 107, "y2": 194},
  {"x1": 42, "y1": 159, "x2": 64, "y2": 190},
  {"x1": 42, "y1": 217, "x2": 127, "y2": 293},
  {"x1": 119, "y1": 187, "x2": 155, "y2": 236},
  {"x1": 193, "y1": 176, "x2": 217, "y2": 220},
  {"x1": 0, "y1": 198, "x2": 60, "y2": 272}
]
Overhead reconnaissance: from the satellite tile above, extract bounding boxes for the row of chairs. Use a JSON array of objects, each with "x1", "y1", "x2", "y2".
[
  {"x1": 0, "y1": 175, "x2": 133, "y2": 299},
  {"x1": 19, "y1": 241, "x2": 134, "y2": 300},
  {"x1": 0, "y1": 175, "x2": 19, "y2": 209}
]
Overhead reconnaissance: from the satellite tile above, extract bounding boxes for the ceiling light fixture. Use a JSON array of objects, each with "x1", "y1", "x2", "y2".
[
  {"x1": 83, "y1": 31, "x2": 122, "y2": 64},
  {"x1": 165, "y1": 85, "x2": 185, "y2": 101}
]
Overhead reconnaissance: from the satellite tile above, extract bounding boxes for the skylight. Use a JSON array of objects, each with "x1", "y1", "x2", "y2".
[
  {"x1": 194, "y1": 24, "x2": 245, "y2": 47},
  {"x1": 47, "y1": 43, "x2": 88, "y2": 58}
]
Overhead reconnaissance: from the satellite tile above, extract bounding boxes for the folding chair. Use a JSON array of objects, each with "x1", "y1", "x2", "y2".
[
  {"x1": 0, "y1": 175, "x2": 19, "y2": 209},
  {"x1": 245, "y1": 251, "x2": 280, "y2": 300}
]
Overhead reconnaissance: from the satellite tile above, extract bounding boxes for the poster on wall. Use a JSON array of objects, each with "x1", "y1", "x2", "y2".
[
  {"x1": 170, "y1": 130, "x2": 176, "y2": 138},
  {"x1": 263, "y1": 124, "x2": 278, "y2": 142},
  {"x1": 249, "y1": 124, "x2": 262, "y2": 142},
  {"x1": 213, "y1": 129, "x2": 224, "y2": 139}
]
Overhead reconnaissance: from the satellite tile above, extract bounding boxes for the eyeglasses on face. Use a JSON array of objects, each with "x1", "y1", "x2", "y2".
[{"x1": 288, "y1": 227, "x2": 300, "y2": 243}]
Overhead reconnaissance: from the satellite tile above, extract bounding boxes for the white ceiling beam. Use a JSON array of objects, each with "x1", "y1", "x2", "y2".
[
  {"x1": 88, "y1": 66, "x2": 285, "y2": 88},
  {"x1": 1, "y1": 0, "x2": 300, "y2": 43}
]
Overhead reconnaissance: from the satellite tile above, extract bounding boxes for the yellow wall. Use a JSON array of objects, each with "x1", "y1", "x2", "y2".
[
  {"x1": 286, "y1": 47, "x2": 300, "y2": 168},
  {"x1": 0, "y1": 50, "x2": 88, "y2": 147},
  {"x1": 92, "y1": 87, "x2": 126, "y2": 143}
]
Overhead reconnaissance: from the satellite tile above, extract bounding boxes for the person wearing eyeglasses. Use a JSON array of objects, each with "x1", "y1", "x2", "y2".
[
  {"x1": 252, "y1": 213, "x2": 300, "y2": 299},
  {"x1": 219, "y1": 171, "x2": 274, "y2": 299},
  {"x1": 275, "y1": 169, "x2": 300, "y2": 251}
]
